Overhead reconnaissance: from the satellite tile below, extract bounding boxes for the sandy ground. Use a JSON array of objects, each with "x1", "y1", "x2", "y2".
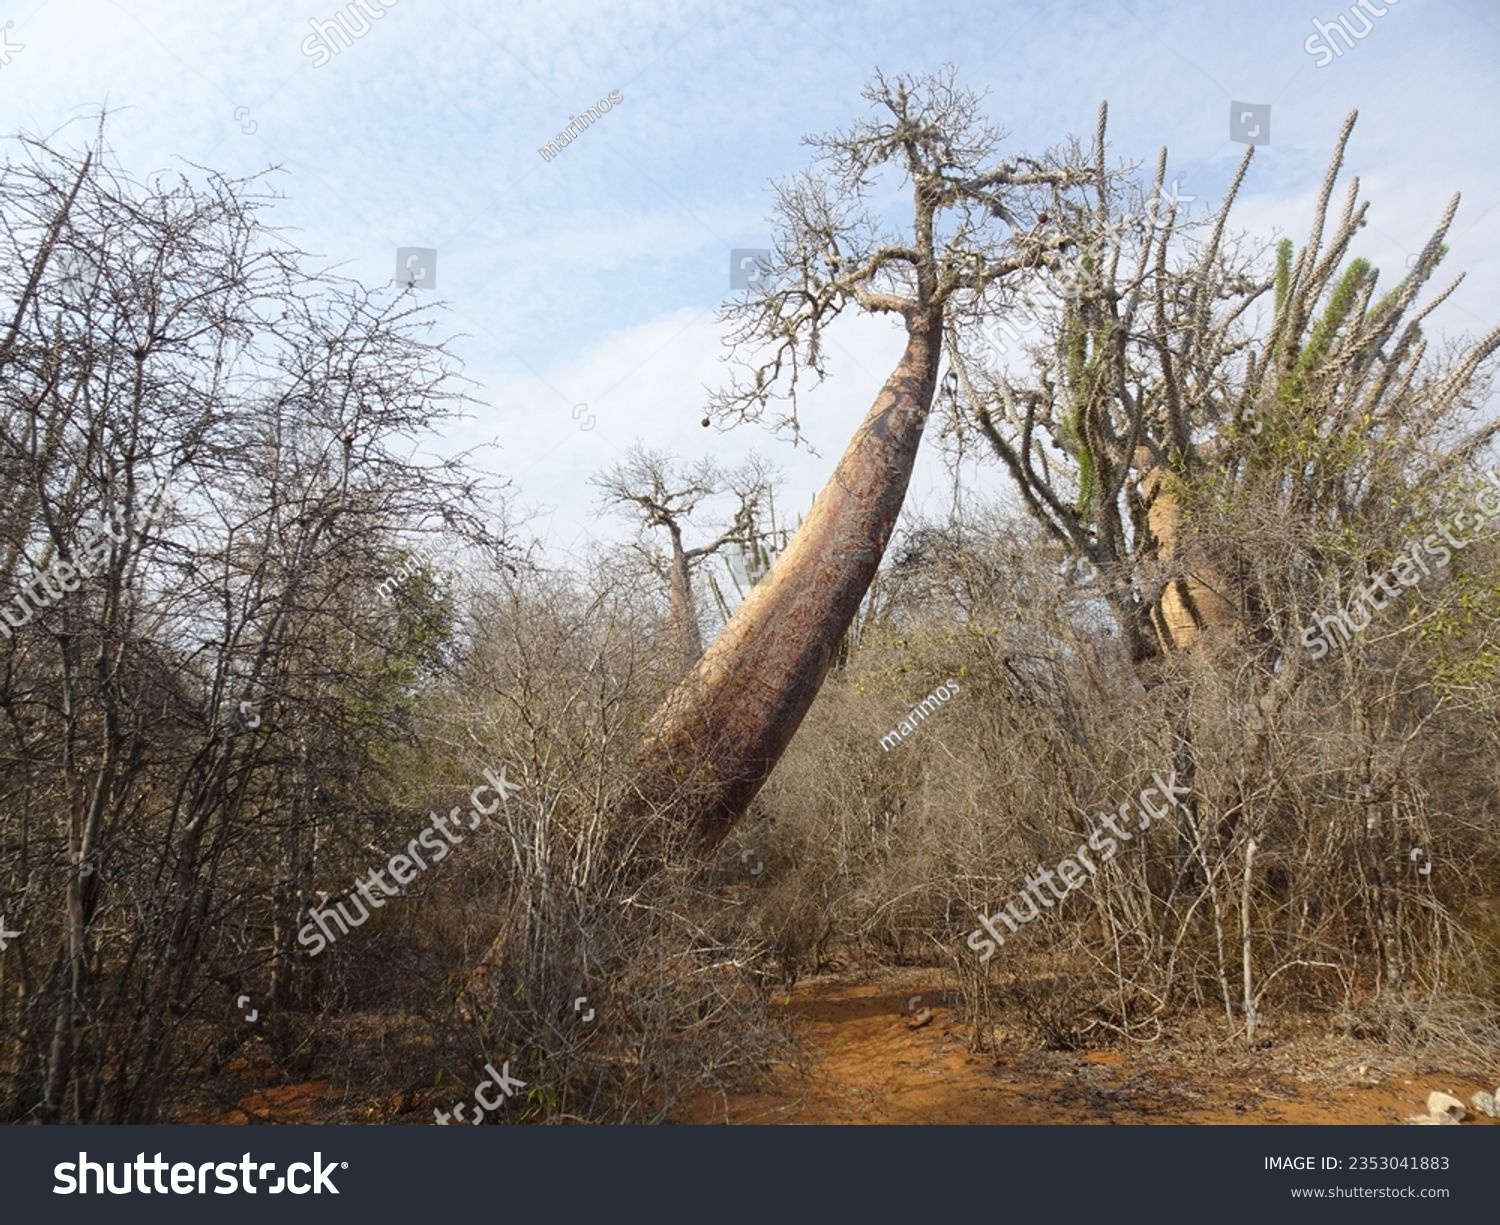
[
  {"x1": 197, "y1": 971, "x2": 1499, "y2": 1126},
  {"x1": 675, "y1": 973, "x2": 1500, "y2": 1126}
]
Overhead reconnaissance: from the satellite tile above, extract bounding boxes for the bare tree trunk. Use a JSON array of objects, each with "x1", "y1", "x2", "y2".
[
  {"x1": 630, "y1": 320, "x2": 941, "y2": 844},
  {"x1": 1240, "y1": 836, "x2": 1258, "y2": 1046},
  {"x1": 462, "y1": 322, "x2": 942, "y2": 1012},
  {"x1": 1360, "y1": 771, "x2": 1405, "y2": 994},
  {"x1": 665, "y1": 526, "x2": 702, "y2": 669}
]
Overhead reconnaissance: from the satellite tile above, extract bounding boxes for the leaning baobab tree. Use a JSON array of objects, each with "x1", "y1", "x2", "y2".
[
  {"x1": 591, "y1": 446, "x2": 774, "y2": 670},
  {"x1": 623, "y1": 69, "x2": 1096, "y2": 843}
]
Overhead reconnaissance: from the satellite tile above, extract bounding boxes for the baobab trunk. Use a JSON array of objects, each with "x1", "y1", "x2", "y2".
[
  {"x1": 665, "y1": 526, "x2": 704, "y2": 669},
  {"x1": 633, "y1": 318, "x2": 941, "y2": 844},
  {"x1": 1135, "y1": 447, "x2": 1239, "y2": 654},
  {"x1": 461, "y1": 321, "x2": 941, "y2": 1012}
]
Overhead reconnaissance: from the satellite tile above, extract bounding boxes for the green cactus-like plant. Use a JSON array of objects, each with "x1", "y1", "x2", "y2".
[
  {"x1": 1273, "y1": 237, "x2": 1293, "y2": 312},
  {"x1": 1062, "y1": 306, "x2": 1110, "y2": 516}
]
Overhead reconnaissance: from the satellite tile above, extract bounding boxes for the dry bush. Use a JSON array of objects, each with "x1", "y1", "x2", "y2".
[
  {"x1": 300, "y1": 560, "x2": 794, "y2": 1125},
  {"x1": 746, "y1": 495, "x2": 1500, "y2": 1062}
]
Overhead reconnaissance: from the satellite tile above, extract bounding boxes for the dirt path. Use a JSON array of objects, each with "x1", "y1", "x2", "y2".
[
  {"x1": 678, "y1": 973, "x2": 1499, "y2": 1126},
  {"x1": 198, "y1": 971, "x2": 1497, "y2": 1126}
]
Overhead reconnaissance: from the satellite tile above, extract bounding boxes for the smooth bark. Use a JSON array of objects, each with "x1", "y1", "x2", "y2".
[
  {"x1": 665, "y1": 524, "x2": 703, "y2": 669},
  {"x1": 630, "y1": 320, "x2": 941, "y2": 844}
]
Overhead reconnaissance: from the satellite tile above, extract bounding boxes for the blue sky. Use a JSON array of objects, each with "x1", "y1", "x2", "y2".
[{"x1": 3, "y1": 0, "x2": 1497, "y2": 568}]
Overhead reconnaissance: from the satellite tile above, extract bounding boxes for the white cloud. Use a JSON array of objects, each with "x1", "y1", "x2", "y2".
[{"x1": 2, "y1": 0, "x2": 1493, "y2": 565}]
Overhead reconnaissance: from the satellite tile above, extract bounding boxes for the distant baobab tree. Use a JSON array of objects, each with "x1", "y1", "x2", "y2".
[{"x1": 591, "y1": 445, "x2": 775, "y2": 670}]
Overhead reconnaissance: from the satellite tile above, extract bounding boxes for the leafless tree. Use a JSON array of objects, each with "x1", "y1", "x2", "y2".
[
  {"x1": 944, "y1": 104, "x2": 1500, "y2": 1017},
  {"x1": 947, "y1": 105, "x2": 1499, "y2": 674},
  {"x1": 0, "y1": 122, "x2": 508, "y2": 1122},
  {"x1": 619, "y1": 67, "x2": 1097, "y2": 848},
  {"x1": 591, "y1": 445, "x2": 775, "y2": 669}
]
